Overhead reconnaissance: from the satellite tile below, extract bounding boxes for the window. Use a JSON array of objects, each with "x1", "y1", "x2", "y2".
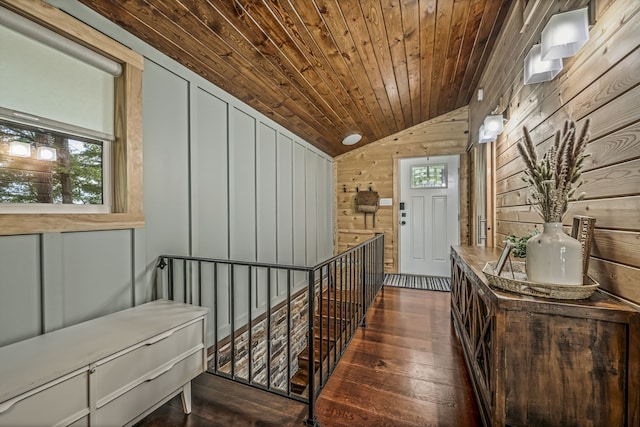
[
  {"x1": 0, "y1": 2, "x2": 144, "y2": 235},
  {"x1": 0, "y1": 7, "x2": 115, "y2": 214},
  {"x1": 0, "y1": 119, "x2": 110, "y2": 213},
  {"x1": 411, "y1": 164, "x2": 448, "y2": 189}
]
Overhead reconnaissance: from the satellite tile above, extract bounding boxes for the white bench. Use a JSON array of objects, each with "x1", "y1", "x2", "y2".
[{"x1": 0, "y1": 299, "x2": 208, "y2": 426}]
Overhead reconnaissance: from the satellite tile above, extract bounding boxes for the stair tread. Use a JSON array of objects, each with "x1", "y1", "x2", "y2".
[{"x1": 288, "y1": 286, "x2": 369, "y2": 396}]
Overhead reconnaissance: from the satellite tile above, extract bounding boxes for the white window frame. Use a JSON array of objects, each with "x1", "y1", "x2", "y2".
[{"x1": 0, "y1": 109, "x2": 113, "y2": 214}]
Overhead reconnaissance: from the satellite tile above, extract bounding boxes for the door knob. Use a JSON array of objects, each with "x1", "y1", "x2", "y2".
[{"x1": 401, "y1": 221, "x2": 406, "y2": 225}]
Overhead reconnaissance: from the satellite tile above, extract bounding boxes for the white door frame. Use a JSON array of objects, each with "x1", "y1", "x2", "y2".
[{"x1": 392, "y1": 153, "x2": 465, "y2": 275}]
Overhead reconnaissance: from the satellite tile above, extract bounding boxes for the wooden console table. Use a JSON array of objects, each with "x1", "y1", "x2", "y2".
[
  {"x1": 0, "y1": 300, "x2": 208, "y2": 426},
  {"x1": 450, "y1": 245, "x2": 639, "y2": 427}
]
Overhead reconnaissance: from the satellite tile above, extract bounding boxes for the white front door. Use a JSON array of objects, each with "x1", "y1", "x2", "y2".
[{"x1": 399, "y1": 155, "x2": 460, "y2": 277}]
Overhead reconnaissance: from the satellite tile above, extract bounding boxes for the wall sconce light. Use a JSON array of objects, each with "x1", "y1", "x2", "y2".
[
  {"x1": 37, "y1": 146, "x2": 57, "y2": 161},
  {"x1": 342, "y1": 132, "x2": 362, "y2": 146},
  {"x1": 524, "y1": 44, "x2": 563, "y2": 85},
  {"x1": 484, "y1": 114, "x2": 504, "y2": 136},
  {"x1": 541, "y1": 7, "x2": 589, "y2": 60},
  {"x1": 478, "y1": 125, "x2": 496, "y2": 144},
  {"x1": 9, "y1": 141, "x2": 31, "y2": 157}
]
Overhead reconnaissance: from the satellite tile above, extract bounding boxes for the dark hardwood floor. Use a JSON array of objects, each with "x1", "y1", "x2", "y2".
[{"x1": 135, "y1": 287, "x2": 480, "y2": 427}]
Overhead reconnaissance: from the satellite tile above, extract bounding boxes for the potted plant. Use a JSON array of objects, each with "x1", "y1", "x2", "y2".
[
  {"x1": 517, "y1": 119, "x2": 590, "y2": 285},
  {"x1": 505, "y1": 230, "x2": 539, "y2": 258}
]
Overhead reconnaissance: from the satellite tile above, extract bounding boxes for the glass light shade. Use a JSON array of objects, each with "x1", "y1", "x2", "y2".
[
  {"x1": 541, "y1": 8, "x2": 589, "y2": 60},
  {"x1": 342, "y1": 132, "x2": 362, "y2": 145},
  {"x1": 37, "y1": 146, "x2": 57, "y2": 161},
  {"x1": 524, "y1": 44, "x2": 563, "y2": 85},
  {"x1": 484, "y1": 114, "x2": 504, "y2": 135},
  {"x1": 478, "y1": 125, "x2": 496, "y2": 144},
  {"x1": 9, "y1": 141, "x2": 31, "y2": 157}
]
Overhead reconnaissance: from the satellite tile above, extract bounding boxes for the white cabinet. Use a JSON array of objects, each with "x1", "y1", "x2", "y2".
[
  {"x1": 0, "y1": 300, "x2": 208, "y2": 426},
  {"x1": 0, "y1": 369, "x2": 89, "y2": 426}
]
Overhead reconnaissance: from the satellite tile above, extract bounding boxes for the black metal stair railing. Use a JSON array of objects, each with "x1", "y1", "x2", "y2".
[{"x1": 156, "y1": 233, "x2": 385, "y2": 427}]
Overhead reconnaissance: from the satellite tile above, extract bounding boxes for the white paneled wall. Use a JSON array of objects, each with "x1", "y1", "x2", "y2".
[
  {"x1": 193, "y1": 88, "x2": 229, "y2": 259},
  {"x1": 0, "y1": 0, "x2": 334, "y2": 348},
  {"x1": 305, "y1": 150, "x2": 318, "y2": 266},
  {"x1": 229, "y1": 108, "x2": 257, "y2": 263},
  {"x1": 0, "y1": 235, "x2": 40, "y2": 346},
  {"x1": 257, "y1": 123, "x2": 278, "y2": 268},
  {"x1": 59, "y1": 230, "x2": 132, "y2": 327},
  {"x1": 142, "y1": 60, "x2": 191, "y2": 263},
  {"x1": 276, "y1": 135, "x2": 294, "y2": 296}
]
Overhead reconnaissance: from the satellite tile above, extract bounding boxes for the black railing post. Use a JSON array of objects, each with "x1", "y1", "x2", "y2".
[
  {"x1": 318, "y1": 267, "x2": 324, "y2": 386},
  {"x1": 183, "y1": 259, "x2": 188, "y2": 304},
  {"x1": 197, "y1": 261, "x2": 203, "y2": 306},
  {"x1": 380, "y1": 233, "x2": 385, "y2": 293},
  {"x1": 213, "y1": 262, "x2": 219, "y2": 374},
  {"x1": 361, "y1": 245, "x2": 367, "y2": 328},
  {"x1": 332, "y1": 265, "x2": 337, "y2": 370},
  {"x1": 266, "y1": 267, "x2": 272, "y2": 390},
  {"x1": 305, "y1": 269, "x2": 319, "y2": 427},
  {"x1": 378, "y1": 233, "x2": 384, "y2": 295},
  {"x1": 248, "y1": 266, "x2": 253, "y2": 384},
  {"x1": 286, "y1": 270, "x2": 292, "y2": 396},
  {"x1": 230, "y1": 265, "x2": 235, "y2": 379}
]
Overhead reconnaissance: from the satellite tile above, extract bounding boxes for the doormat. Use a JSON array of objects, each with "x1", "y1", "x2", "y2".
[{"x1": 383, "y1": 274, "x2": 451, "y2": 292}]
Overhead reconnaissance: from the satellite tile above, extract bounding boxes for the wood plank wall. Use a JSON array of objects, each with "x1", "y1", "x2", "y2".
[
  {"x1": 334, "y1": 106, "x2": 470, "y2": 273},
  {"x1": 469, "y1": 0, "x2": 640, "y2": 304}
]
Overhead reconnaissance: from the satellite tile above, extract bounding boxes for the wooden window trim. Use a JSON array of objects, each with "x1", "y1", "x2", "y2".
[{"x1": 0, "y1": 0, "x2": 144, "y2": 235}]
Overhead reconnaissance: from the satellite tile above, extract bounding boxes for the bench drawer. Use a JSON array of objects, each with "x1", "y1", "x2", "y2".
[
  {"x1": 0, "y1": 370, "x2": 89, "y2": 427},
  {"x1": 94, "y1": 350, "x2": 202, "y2": 426},
  {"x1": 94, "y1": 318, "x2": 204, "y2": 402}
]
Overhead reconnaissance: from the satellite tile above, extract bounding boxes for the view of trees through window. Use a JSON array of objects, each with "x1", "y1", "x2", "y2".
[
  {"x1": 0, "y1": 120, "x2": 104, "y2": 204},
  {"x1": 411, "y1": 164, "x2": 448, "y2": 189}
]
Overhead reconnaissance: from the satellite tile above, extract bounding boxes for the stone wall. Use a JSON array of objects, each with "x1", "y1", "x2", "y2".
[{"x1": 212, "y1": 290, "x2": 308, "y2": 391}]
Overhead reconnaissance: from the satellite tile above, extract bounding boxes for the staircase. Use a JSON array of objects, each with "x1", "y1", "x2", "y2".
[
  {"x1": 290, "y1": 284, "x2": 362, "y2": 396},
  {"x1": 158, "y1": 233, "x2": 385, "y2": 427}
]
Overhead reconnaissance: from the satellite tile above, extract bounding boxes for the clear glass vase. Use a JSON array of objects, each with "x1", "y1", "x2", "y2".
[{"x1": 525, "y1": 222, "x2": 583, "y2": 285}]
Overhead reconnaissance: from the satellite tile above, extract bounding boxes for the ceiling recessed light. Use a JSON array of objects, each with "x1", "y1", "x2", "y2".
[{"x1": 342, "y1": 133, "x2": 362, "y2": 146}]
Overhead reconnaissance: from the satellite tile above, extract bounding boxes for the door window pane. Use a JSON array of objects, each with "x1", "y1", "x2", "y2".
[{"x1": 411, "y1": 164, "x2": 448, "y2": 188}]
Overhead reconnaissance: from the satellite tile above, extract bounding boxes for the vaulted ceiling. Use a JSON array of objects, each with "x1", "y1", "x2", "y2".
[{"x1": 79, "y1": 0, "x2": 512, "y2": 156}]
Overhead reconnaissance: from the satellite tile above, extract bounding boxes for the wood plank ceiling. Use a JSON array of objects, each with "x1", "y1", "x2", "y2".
[{"x1": 78, "y1": 0, "x2": 512, "y2": 156}]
